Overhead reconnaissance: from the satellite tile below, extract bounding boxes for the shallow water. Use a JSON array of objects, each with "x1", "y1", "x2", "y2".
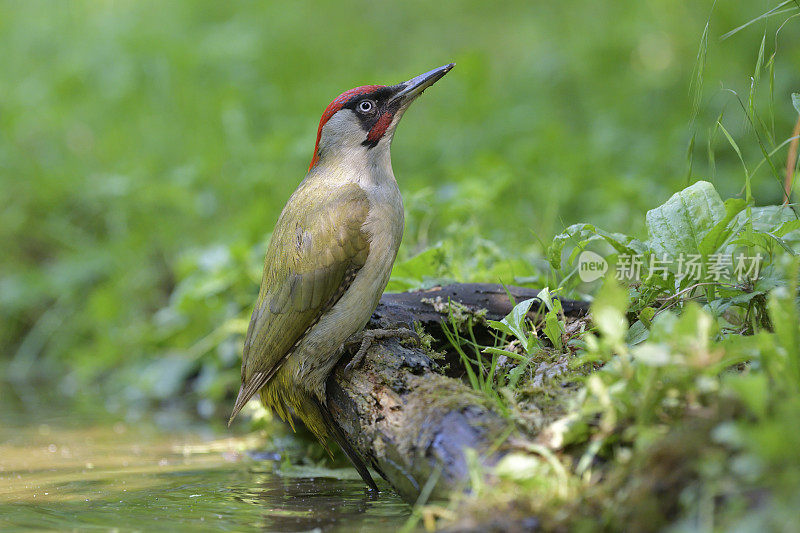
[{"x1": 0, "y1": 384, "x2": 410, "y2": 532}]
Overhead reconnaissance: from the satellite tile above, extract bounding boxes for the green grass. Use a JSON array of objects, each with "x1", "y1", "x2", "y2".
[
  {"x1": 3, "y1": 1, "x2": 796, "y2": 394},
  {"x1": 2, "y1": 1, "x2": 800, "y2": 527},
  {"x1": 432, "y1": 180, "x2": 800, "y2": 529},
  {"x1": 401, "y1": 3, "x2": 800, "y2": 528}
]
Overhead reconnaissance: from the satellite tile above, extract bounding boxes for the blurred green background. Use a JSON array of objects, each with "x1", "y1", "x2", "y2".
[{"x1": 1, "y1": 1, "x2": 797, "y2": 418}]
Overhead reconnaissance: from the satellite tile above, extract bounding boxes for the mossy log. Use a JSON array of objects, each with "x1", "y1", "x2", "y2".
[{"x1": 325, "y1": 283, "x2": 589, "y2": 502}]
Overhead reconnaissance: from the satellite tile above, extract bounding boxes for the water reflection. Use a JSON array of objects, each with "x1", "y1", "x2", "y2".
[
  {"x1": 0, "y1": 386, "x2": 409, "y2": 532},
  {"x1": 240, "y1": 476, "x2": 405, "y2": 532}
]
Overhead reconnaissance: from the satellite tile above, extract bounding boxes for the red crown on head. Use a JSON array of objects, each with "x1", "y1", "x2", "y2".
[{"x1": 309, "y1": 85, "x2": 384, "y2": 169}]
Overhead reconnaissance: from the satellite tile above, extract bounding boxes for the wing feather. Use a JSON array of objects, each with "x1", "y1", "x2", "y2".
[{"x1": 229, "y1": 182, "x2": 370, "y2": 423}]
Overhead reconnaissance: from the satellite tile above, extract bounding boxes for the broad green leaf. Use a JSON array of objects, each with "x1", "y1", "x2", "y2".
[
  {"x1": 625, "y1": 320, "x2": 649, "y2": 345},
  {"x1": 793, "y1": 93, "x2": 800, "y2": 115},
  {"x1": 491, "y1": 298, "x2": 537, "y2": 350},
  {"x1": 537, "y1": 287, "x2": 557, "y2": 313},
  {"x1": 537, "y1": 288, "x2": 564, "y2": 315},
  {"x1": 537, "y1": 288, "x2": 565, "y2": 350},
  {"x1": 387, "y1": 245, "x2": 448, "y2": 291},
  {"x1": 708, "y1": 290, "x2": 767, "y2": 316},
  {"x1": 547, "y1": 223, "x2": 647, "y2": 270},
  {"x1": 487, "y1": 320, "x2": 514, "y2": 338},
  {"x1": 725, "y1": 205, "x2": 800, "y2": 253},
  {"x1": 543, "y1": 312, "x2": 565, "y2": 352},
  {"x1": 699, "y1": 198, "x2": 747, "y2": 255},
  {"x1": 736, "y1": 205, "x2": 796, "y2": 233},
  {"x1": 773, "y1": 219, "x2": 800, "y2": 239},
  {"x1": 506, "y1": 297, "x2": 537, "y2": 336},
  {"x1": 646, "y1": 180, "x2": 725, "y2": 259}
]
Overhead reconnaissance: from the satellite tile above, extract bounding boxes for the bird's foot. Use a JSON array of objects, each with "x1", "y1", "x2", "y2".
[{"x1": 344, "y1": 327, "x2": 418, "y2": 371}]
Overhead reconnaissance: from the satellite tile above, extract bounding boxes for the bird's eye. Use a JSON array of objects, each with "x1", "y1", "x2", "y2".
[{"x1": 358, "y1": 100, "x2": 375, "y2": 113}]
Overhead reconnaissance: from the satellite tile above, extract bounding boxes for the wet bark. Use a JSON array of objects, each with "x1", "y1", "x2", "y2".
[{"x1": 325, "y1": 283, "x2": 589, "y2": 502}]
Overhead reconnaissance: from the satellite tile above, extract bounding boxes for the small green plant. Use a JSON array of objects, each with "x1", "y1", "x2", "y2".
[{"x1": 439, "y1": 180, "x2": 800, "y2": 529}]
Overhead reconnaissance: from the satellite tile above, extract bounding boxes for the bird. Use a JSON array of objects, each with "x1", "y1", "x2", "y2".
[{"x1": 228, "y1": 64, "x2": 455, "y2": 489}]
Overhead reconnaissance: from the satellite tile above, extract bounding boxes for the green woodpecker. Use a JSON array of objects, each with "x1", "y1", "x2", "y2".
[{"x1": 229, "y1": 64, "x2": 455, "y2": 489}]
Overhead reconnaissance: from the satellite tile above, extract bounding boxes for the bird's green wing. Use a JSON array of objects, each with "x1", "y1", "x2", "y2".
[{"x1": 229, "y1": 182, "x2": 370, "y2": 422}]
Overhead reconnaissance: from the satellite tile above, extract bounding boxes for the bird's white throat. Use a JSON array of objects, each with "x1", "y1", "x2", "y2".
[{"x1": 313, "y1": 109, "x2": 402, "y2": 189}]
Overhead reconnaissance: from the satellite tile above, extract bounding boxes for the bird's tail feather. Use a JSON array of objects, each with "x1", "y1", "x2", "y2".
[
  {"x1": 311, "y1": 396, "x2": 378, "y2": 491},
  {"x1": 228, "y1": 369, "x2": 278, "y2": 427},
  {"x1": 229, "y1": 377, "x2": 378, "y2": 491}
]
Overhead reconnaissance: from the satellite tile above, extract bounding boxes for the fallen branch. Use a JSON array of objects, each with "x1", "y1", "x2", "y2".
[{"x1": 325, "y1": 283, "x2": 588, "y2": 501}]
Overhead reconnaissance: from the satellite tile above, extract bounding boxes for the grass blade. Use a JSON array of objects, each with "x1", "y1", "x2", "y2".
[{"x1": 721, "y1": 1, "x2": 796, "y2": 40}]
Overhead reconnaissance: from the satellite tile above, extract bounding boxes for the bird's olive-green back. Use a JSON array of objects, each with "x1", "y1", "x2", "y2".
[{"x1": 241, "y1": 181, "x2": 370, "y2": 385}]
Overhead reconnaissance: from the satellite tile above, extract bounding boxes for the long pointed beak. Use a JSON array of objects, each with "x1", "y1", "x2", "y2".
[{"x1": 389, "y1": 63, "x2": 455, "y2": 106}]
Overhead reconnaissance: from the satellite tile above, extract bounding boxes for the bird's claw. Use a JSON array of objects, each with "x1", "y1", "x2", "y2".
[{"x1": 344, "y1": 327, "x2": 418, "y2": 372}]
